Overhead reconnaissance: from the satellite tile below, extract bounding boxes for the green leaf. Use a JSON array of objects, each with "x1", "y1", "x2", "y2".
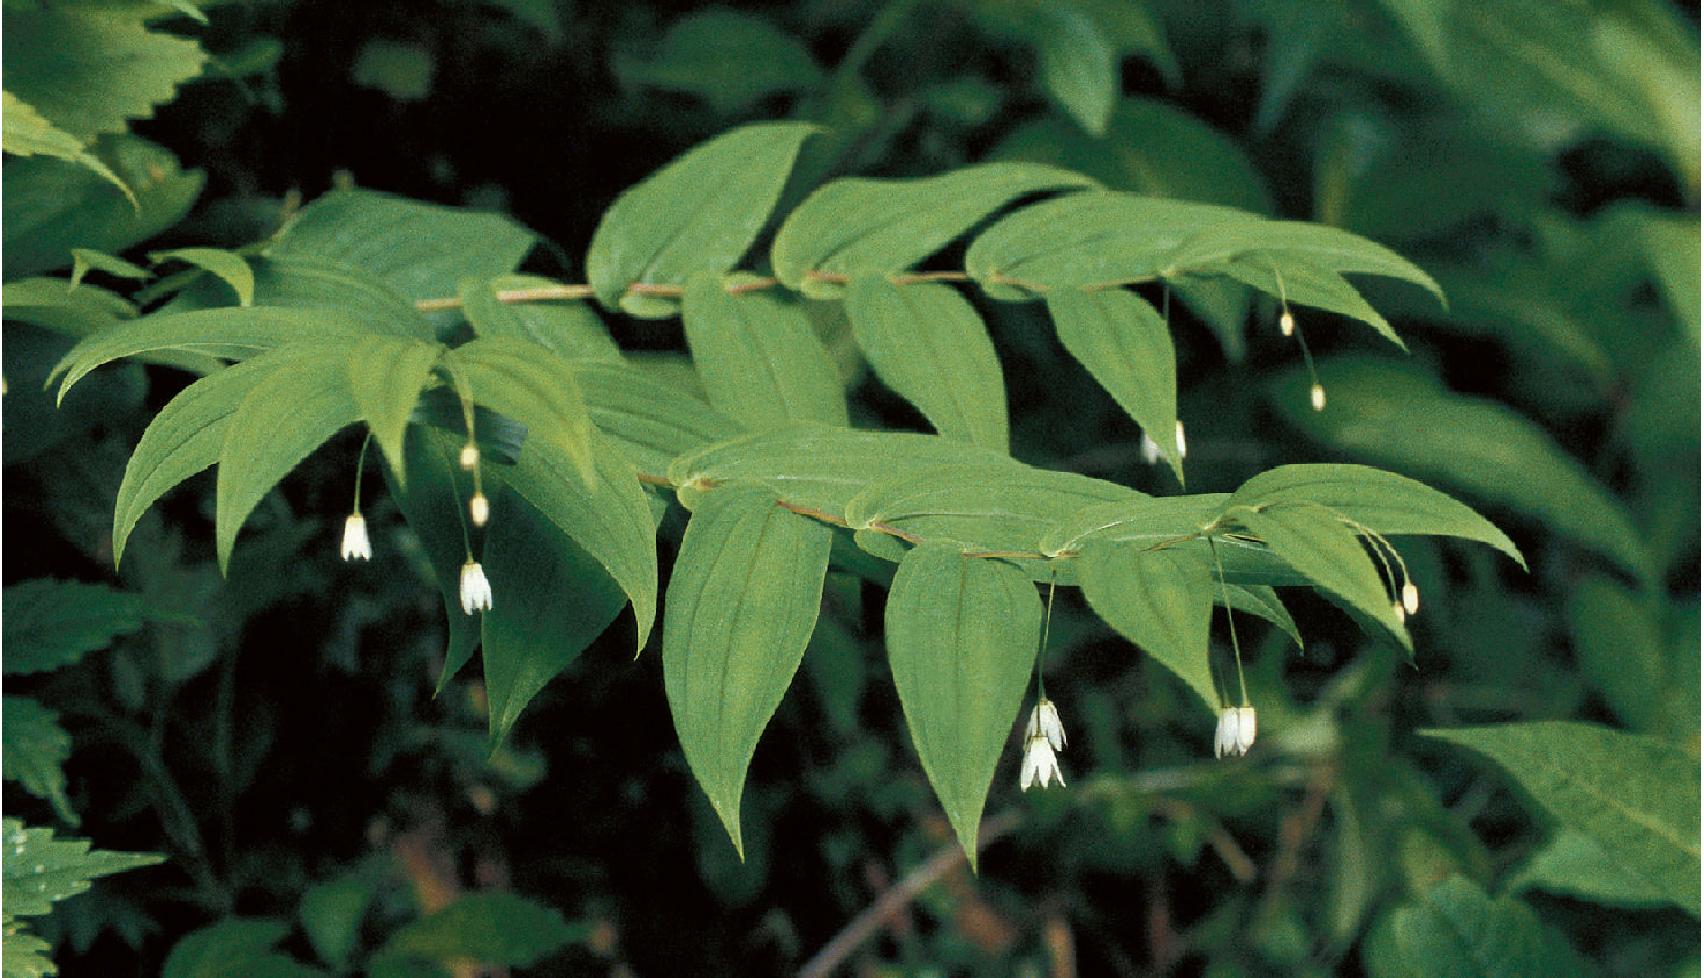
[
  {"x1": 2, "y1": 921, "x2": 56, "y2": 978},
  {"x1": 49, "y1": 306, "x2": 374, "y2": 403},
  {"x1": 1217, "y1": 256, "x2": 1406, "y2": 348},
  {"x1": 771, "y1": 163, "x2": 1095, "y2": 296},
  {"x1": 681, "y1": 272, "x2": 847, "y2": 428},
  {"x1": 1223, "y1": 584, "x2": 1303, "y2": 649},
  {"x1": 4, "y1": 277, "x2": 136, "y2": 338},
  {"x1": 3, "y1": 134, "x2": 203, "y2": 280},
  {"x1": 69, "y1": 248, "x2": 148, "y2": 286},
  {"x1": 1040, "y1": 493, "x2": 1228, "y2": 555},
  {"x1": 844, "y1": 462, "x2": 1141, "y2": 554},
  {"x1": 1035, "y1": 5, "x2": 1116, "y2": 134},
  {"x1": 3, "y1": 8, "x2": 206, "y2": 142},
  {"x1": 574, "y1": 360, "x2": 741, "y2": 475},
  {"x1": 1, "y1": 92, "x2": 133, "y2": 201},
  {"x1": 270, "y1": 189, "x2": 537, "y2": 307},
  {"x1": 346, "y1": 335, "x2": 443, "y2": 485},
  {"x1": 446, "y1": 336, "x2": 598, "y2": 484},
  {"x1": 1423, "y1": 722, "x2": 1700, "y2": 915},
  {"x1": 151, "y1": 247, "x2": 255, "y2": 306},
  {"x1": 481, "y1": 490, "x2": 629, "y2": 746},
  {"x1": 844, "y1": 279, "x2": 1009, "y2": 451},
  {"x1": 1508, "y1": 828, "x2": 1669, "y2": 909},
  {"x1": 2, "y1": 579, "x2": 145, "y2": 675},
  {"x1": 494, "y1": 430, "x2": 659, "y2": 654},
  {"x1": 388, "y1": 433, "x2": 482, "y2": 688},
  {"x1": 663, "y1": 487, "x2": 832, "y2": 855},
  {"x1": 965, "y1": 192, "x2": 1252, "y2": 296},
  {"x1": 1077, "y1": 541, "x2": 1218, "y2": 711},
  {"x1": 215, "y1": 344, "x2": 361, "y2": 570},
  {"x1": 885, "y1": 543, "x2": 1042, "y2": 865},
  {"x1": 2, "y1": 698, "x2": 76, "y2": 825},
  {"x1": 379, "y1": 892, "x2": 579, "y2": 967},
  {"x1": 1229, "y1": 464, "x2": 1523, "y2": 567},
  {"x1": 614, "y1": 9, "x2": 822, "y2": 113},
  {"x1": 457, "y1": 275, "x2": 620, "y2": 361},
  {"x1": 1232, "y1": 505, "x2": 1408, "y2": 647},
  {"x1": 111, "y1": 353, "x2": 300, "y2": 566},
  {"x1": 585, "y1": 122, "x2": 817, "y2": 316},
  {"x1": 1045, "y1": 287, "x2": 1181, "y2": 481},
  {"x1": 669, "y1": 426, "x2": 1012, "y2": 517},
  {"x1": 298, "y1": 876, "x2": 373, "y2": 970},
  {"x1": 1270, "y1": 356, "x2": 1649, "y2": 577},
  {"x1": 993, "y1": 97, "x2": 1271, "y2": 212},
  {"x1": 1567, "y1": 575, "x2": 1670, "y2": 734},
  {"x1": 1363, "y1": 877, "x2": 1598, "y2": 978},
  {"x1": 1165, "y1": 220, "x2": 1444, "y2": 304},
  {"x1": 2, "y1": 819, "x2": 161, "y2": 917},
  {"x1": 161, "y1": 918, "x2": 293, "y2": 978}
]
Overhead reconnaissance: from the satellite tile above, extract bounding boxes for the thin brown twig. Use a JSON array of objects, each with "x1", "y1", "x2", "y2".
[{"x1": 795, "y1": 810, "x2": 1022, "y2": 978}]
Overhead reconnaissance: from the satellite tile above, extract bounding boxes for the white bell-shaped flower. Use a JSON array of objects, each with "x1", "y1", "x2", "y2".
[
  {"x1": 459, "y1": 442, "x2": 480, "y2": 470},
  {"x1": 1140, "y1": 431, "x2": 1161, "y2": 465},
  {"x1": 1310, "y1": 383, "x2": 1327, "y2": 412},
  {"x1": 1174, "y1": 420, "x2": 1187, "y2": 459},
  {"x1": 340, "y1": 514, "x2": 371, "y2": 562},
  {"x1": 1402, "y1": 582, "x2": 1420, "y2": 616},
  {"x1": 469, "y1": 491, "x2": 490, "y2": 527},
  {"x1": 1214, "y1": 706, "x2": 1258, "y2": 758},
  {"x1": 1026, "y1": 698, "x2": 1067, "y2": 751},
  {"x1": 1019, "y1": 734, "x2": 1066, "y2": 791},
  {"x1": 459, "y1": 560, "x2": 493, "y2": 615}
]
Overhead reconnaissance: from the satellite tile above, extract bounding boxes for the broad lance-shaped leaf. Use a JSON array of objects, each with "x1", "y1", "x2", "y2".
[
  {"x1": 159, "y1": 255, "x2": 434, "y2": 340},
  {"x1": 269, "y1": 188, "x2": 537, "y2": 307},
  {"x1": 1362, "y1": 877, "x2": 1598, "y2": 978},
  {"x1": 771, "y1": 162, "x2": 1095, "y2": 297},
  {"x1": 1077, "y1": 542, "x2": 1218, "y2": 712},
  {"x1": 493, "y1": 430, "x2": 659, "y2": 653},
  {"x1": 1233, "y1": 504, "x2": 1409, "y2": 647},
  {"x1": 663, "y1": 487, "x2": 832, "y2": 856},
  {"x1": 586, "y1": 122, "x2": 817, "y2": 317},
  {"x1": 49, "y1": 307, "x2": 375, "y2": 403},
  {"x1": 481, "y1": 489, "x2": 628, "y2": 747},
  {"x1": 160, "y1": 919, "x2": 298, "y2": 978},
  {"x1": 347, "y1": 335, "x2": 443, "y2": 484},
  {"x1": 886, "y1": 544, "x2": 1042, "y2": 865},
  {"x1": 1509, "y1": 828, "x2": 1669, "y2": 908},
  {"x1": 966, "y1": 192, "x2": 1254, "y2": 298},
  {"x1": 1223, "y1": 584, "x2": 1302, "y2": 649},
  {"x1": 669, "y1": 426, "x2": 1014, "y2": 516},
  {"x1": 1217, "y1": 256, "x2": 1405, "y2": 349},
  {"x1": 0, "y1": 91, "x2": 132, "y2": 201},
  {"x1": 574, "y1": 360, "x2": 741, "y2": 475},
  {"x1": 1041, "y1": 493, "x2": 1229, "y2": 555},
  {"x1": 151, "y1": 247, "x2": 255, "y2": 307},
  {"x1": 681, "y1": 272, "x2": 847, "y2": 428},
  {"x1": 458, "y1": 275, "x2": 621, "y2": 362},
  {"x1": 1423, "y1": 722, "x2": 1700, "y2": 915},
  {"x1": 2, "y1": 697, "x2": 76, "y2": 824},
  {"x1": 111, "y1": 351, "x2": 307, "y2": 566},
  {"x1": 1045, "y1": 288, "x2": 1182, "y2": 482},
  {"x1": 376, "y1": 892, "x2": 580, "y2": 968},
  {"x1": 3, "y1": 580, "x2": 146, "y2": 676},
  {"x1": 1161, "y1": 219, "x2": 1444, "y2": 304},
  {"x1": 1270, "y1": 356, "x2": 1647, "y2": 576},
  {"x1": 1035, "y1": 4, "x2": 1116, "y2": 135},
  {"x1": 215, "y1": 344, "x2": 362, "y2": 570},
  {"x1": 446, "y1": 336, "x2": 597, "y2": 484},
  {"x1": 844, "y1": 279, "x2": 1009, "y2": 451},
  {"x1": 844, "y1": 462, "x2": 1142, "y2": 554},
  {"x1": 1229, "y1": 463, "x2": 1523, "y2": 567}
]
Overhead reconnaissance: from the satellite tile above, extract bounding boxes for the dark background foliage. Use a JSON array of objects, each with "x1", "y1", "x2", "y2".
[{"x1": 4, "y1": 1, "x2": 1699, "y2": 976}]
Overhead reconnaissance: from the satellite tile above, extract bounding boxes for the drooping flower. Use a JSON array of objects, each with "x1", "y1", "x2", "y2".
[
  {"x1": 459, "y1": 442, "x2": 480, "y2": 470},
  {"x1": 1174, "y1": 420, "x2": 1188, "y2": 459},
  {"x1": 340, "y1": 514, "x2": 371, "y2": 561},
  {"x1": 1214, "y1": 706, "x2": 1258, "y2": 758},
  {"x1": 469, "y1": 491, "x2": 490, "y2": 527},
  {"x1": 1019, "y1": 735, "x2": 1066, "y2": 791},
  {"x1": 1310, "y1": 383, "x2": 1327, "y2": 412},
  {"x1": 1280, "y1": 310, "x2": 1295, "y2": 337},
  {"x1": 1140, "y1": 432, "x2": 1161, "y2": 465},
  {"x1": 1402, "y1": 582, "x2": 1420, "y2": 616},
  {"x1": 459, "y1": 560, "x2": 492, "y2": 615},
  {"x1": 1026, "y1": 698, "x2": 1067, "y2": 751}
]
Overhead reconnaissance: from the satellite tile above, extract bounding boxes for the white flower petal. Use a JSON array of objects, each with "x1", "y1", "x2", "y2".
[{"x1": 340, "y1": 514, "x2": 371, "y2": 562}]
